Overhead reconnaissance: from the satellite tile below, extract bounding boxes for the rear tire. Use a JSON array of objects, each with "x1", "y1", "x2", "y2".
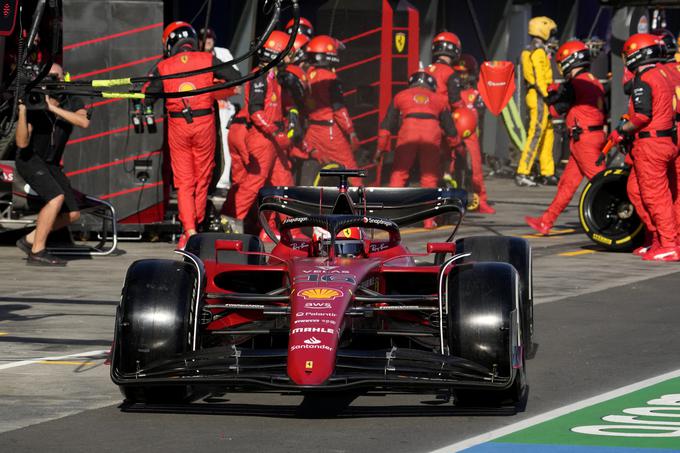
[
  {"x1": 447, "y1": 262, "x2": 526, "y2": 408},
  {"x1": 185, "y1": 232, "x2": 265, "y2": 265},
  {"x1": 579, "y1": 168, "x2": 644, "y2": 252},
  {"x1": 112, "y1": 259, "x2": 197, "y2": 403},
  {"x1": 455, "y1": 236, "x2": 534, "y2": 358}
]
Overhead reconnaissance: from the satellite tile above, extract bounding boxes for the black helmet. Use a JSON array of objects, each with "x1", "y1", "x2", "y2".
[
  {"x1": 408, "y1": 71, "x2": 437, "y2": 91},
  {"x1": 652, "y1": 28, "x2": 678, "y2": 61}
]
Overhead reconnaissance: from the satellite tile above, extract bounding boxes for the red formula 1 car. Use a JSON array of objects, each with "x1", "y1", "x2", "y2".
[{"x1": 111, "y1": 170, "x2": 533, "y2": 410}]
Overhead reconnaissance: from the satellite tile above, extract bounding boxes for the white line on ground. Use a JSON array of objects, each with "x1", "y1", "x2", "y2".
[
  {"x1": 0, "y1": 349, "x2": 109, "y2": 371},
  {"x1": 430, "y1": 367, "x2": 680, "y2": 453}
]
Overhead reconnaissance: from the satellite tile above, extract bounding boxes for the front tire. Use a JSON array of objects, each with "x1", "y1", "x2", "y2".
[
  {"x1": 455, "y1": 236, "x2": 534, "y2": 358},
  {"x1": 447, "y1": 262, "x2": 526, "y2": 408},
  {"x1": 112, "y1": 259, "x2": 197, "y2": 403}
]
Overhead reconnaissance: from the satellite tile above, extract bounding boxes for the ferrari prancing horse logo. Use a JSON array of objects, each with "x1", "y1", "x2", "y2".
[{"x1": 395, "y1": 32, "x2": 406, "y2": 53}]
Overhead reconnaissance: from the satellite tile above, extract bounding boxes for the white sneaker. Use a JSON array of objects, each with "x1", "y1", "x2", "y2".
[{"x1": 515, "y1": 175, "x2": 538, "y2": 187}]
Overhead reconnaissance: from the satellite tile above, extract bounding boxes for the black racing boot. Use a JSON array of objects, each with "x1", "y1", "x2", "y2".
[
  {"x1": 27, "y1": 249, "x2": 67, "y2": 267},
  {"x1": 538, "y1": 175, "x2": 559, "y2": 186},
  {"x1": 16, "y1": 236, "x2": 32, "y2": 256}
]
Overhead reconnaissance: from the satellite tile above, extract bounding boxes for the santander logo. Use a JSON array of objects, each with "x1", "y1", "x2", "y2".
[{"x1": 304, "y1": 337, "x2": 322, "y2": 345}]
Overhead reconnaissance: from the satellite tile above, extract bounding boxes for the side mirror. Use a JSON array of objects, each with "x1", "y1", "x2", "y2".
[{"x1": 427, "y1": 242, "x2": 456, "y2": 254}]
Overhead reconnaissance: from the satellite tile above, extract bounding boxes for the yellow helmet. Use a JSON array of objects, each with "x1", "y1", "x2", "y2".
[{"x1": 528, "y1": 16, "x2": 557, "y2": 41}]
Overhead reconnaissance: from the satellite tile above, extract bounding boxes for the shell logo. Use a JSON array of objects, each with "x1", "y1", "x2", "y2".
[
  {"x1": 468, "y1": 94, "x2": 475, "y2": 102},
  {"x1": 309, "y1": 70, "x2": 317, "y2": 80},
  {"x1": 326, "y1": 44, "x2": 335, "y2": 51},
  {"x1": 629, "y1": 43, "x2": 638, "y2": 51},
  {"x1": 453, "y1": 111, "x2": 460, "y2": 120},
  {"x1": 428, "y1": 66, "x2": 436, "y2": 73},
  {"x1": 180, "y1": 55, "x2": 189, "y2": 64},
  {"x1": 462, "y1": 129, "x2": 472, "y2": 138},
  {"x1": 271, "y1": 93, "x2": 278, "y2": 103},
  {"x1": 178, "y1": 82, "x2": 196, "y2": 92},
  {"x1": 562, "y1": 49, "x2": 569, "y2": 56},
  {"x1": 268, "y1": 39, "x2": 277, "y2": 48},
  {"x1": 413, "y1": 94, "x2": 430, "y2": 104},
  {"x1": 298, "y1": 288, "x2": 343, "y2": 300}
]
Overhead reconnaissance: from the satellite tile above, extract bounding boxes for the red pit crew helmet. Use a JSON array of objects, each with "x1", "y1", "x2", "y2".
[
  {"x1": 307, "y1": 35, "x2": 344, "y2": 67},
  {"x1": 556, "y1": 40, "x2": 590, "y2": 75},
  {"x1": 286, "y1": 17, "x2": 314, "y2": 39},
  {"x1": 622, "y1": 33, "x2": 665, "y2": 71},
  {"x1": 162, "y1": 21, "x2": 198, "y2": 57},
  {"x1": 259, "y1": 30, "x2": 291, "y2": 63},
  {"x1": 453, "y1": 107, "x2": 477, "y2": 139},
  {"x1": 432, "y1": 32, "x2": 462, "y2": 62}
]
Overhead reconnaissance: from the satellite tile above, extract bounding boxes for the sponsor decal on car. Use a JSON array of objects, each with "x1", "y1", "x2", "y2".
[
  {"x1": 290, "y1": 344, "x2": 333, "y2": 352},
  {"x1": 304, "y1": 302, "x2": 332, "y2": 309},
  {"x1": 303, "y1": 336, "x2": 322, "y2": 345},
  {"x1": 296, "y1": 311, "x2": 337, "y2": 318},
  {"x1": 291, "y1": 327, "x2": 334, "y2": 335},
  {"x1": 305, "y1": 360, "x2": 314, "y2": 370},
  {"x1": 298, "y1": 288, "x2": 343, "y2": 300},
  {"x1": 295, "y1": 274, "x2": 357, "y2": 284},
  {"x1": 369, "y1": 242, "x2": 390, "y2": 252}
]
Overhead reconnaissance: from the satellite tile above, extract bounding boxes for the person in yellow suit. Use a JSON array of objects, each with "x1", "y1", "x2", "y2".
[{"x1": 516, "y1": 16, "x2": 558, "y2": 187}]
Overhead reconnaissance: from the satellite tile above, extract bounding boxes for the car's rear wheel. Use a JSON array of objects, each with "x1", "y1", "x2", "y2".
[
  {"x1": 579, "y1": 167, "x2": 644, "y2": 252},
  {"x1": 185, "y1": 232, "x2": 266, "y2": 264},
  {"x1": 446, "y1": 262, "x2": 526, "y2": 409},
  {"x1": 112, "y1": 259, "x2": 197, "y2": 403},
  {"x1": 455, "y1": 236, "x2": 534, "y2": 358}
]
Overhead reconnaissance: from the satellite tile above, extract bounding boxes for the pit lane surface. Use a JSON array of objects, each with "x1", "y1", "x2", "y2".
[{"x1": 1, "y1": 178, "x2": 680, "y2": 453}]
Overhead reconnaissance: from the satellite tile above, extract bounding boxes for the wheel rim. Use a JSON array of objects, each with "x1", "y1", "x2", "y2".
[{"x1": 583, "y1": 172, "x2": 643, "y2": 242}]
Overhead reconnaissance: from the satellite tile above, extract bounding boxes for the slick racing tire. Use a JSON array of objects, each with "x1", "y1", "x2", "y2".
[
  {"x1": 455, "y1": 236, "x2": 534, "y2": 359},
  {"x1": 579, "y1": 167, "x2": 644, "y2": 252},
  {"x1": 113, "y1": 259, "x2": 197, "y2": 403},
  {"x1": 447, "y1": 262, "x2": 527, "y2": 409},
  {"x1": 185, "y1": 232, "x2": 266, "y2": 265}
]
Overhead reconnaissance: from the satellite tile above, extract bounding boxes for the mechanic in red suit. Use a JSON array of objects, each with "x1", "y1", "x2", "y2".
[
  {"x1": 525, "y1": 40, "x2": 606, "y2": 235},
  {"x1": 145, "y1": 22, "x2": 241, "y2": 249},
  {"x1": 233, "y1": 31, "x2": 294, "y2": 223},
  {"x1": 374, "y1": 71, "x2": 460, "y2": 229},
  {"x1": 451, "y1": 54, "x2": 495, "y2": 214},
  {"x1": 303, "y1": 35, "x2": 360, "y2": 170},
  {"x1": 279, "y1": 33, "x2": 315, "y2": 164},
  {"x1": 609, "y1": 33, "x2": 679, "y2": 261},
  {"x1": 426, "y1": 32, "x2": 464, "y2": 108}
]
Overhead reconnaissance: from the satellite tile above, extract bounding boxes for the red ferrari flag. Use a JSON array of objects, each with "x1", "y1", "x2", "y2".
[{"x1": 477, "y1": 61, "x2": 516, "y2": 116}]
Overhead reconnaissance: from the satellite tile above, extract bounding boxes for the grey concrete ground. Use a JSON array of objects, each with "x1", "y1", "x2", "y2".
[{"x1": 1, "y1": 177, "x2": 679, "y2": 452}]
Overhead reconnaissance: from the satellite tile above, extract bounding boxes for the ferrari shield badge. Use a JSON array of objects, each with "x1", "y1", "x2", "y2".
[
  {"x1": 394, "y1": 32, "x2": 406, "y2": 53},
  {"x1": 477, "y1": 61, "x2": 516, "y2": 116}
]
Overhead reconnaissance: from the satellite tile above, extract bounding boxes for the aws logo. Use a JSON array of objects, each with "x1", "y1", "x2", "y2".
[{"x1": 298, "y1": 288, "x2": 343, "y2": 300}]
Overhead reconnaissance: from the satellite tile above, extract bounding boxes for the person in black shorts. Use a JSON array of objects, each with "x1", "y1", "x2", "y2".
[{"x1": 14, "y1": 63, "x2": 91, "y2": 266}]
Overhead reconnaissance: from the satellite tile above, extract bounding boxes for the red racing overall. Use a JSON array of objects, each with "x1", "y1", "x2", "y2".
[
  {"x1": 541, "y1": 71, "x2": 606, "y2": 226},
  {"x1": 378, "y1": 86, "x2": 459, "y2": 188},
  {"x1": 150, "y1": 51, "x2": 237, "y2": 233},
  {"x1": 627, "y1": 65, "x2": 679, "y2": 248},
  {"x1": 426, "y1": 61, "x2": 464, "y2": 108},
  {"x1": 456, "y1": 87, "x2": 490, "y2": 207},
  {"x1": 233, "y1": 69, "x2": 293, "y2": 220},
  {"x1": 304, "y1": 66, "x2": 358, "y2": 168}
]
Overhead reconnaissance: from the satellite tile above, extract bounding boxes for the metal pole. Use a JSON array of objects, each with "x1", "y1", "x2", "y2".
[
  {"x1": 201, "y1": 0, "x2": 213, "y2": 51},
  {"x1": 587, "y1": 6, "x2": 604, "y2": 39}
]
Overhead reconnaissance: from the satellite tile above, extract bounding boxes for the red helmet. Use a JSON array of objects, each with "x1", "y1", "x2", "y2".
[
  {"x1": 259, "y1": 30, "x2": 290, "y2": 63},
  {"x1": 408, "y1": 71, "x2": 437, "y2": 91},
  {"x1": 432, "y1": 32, "x2": 462, "y2": 62},
  {"x1": 286, "y1": 17, "x2": 314, "y2": 39},
  {"x1": 556, "y1": 40, "x2": 590, "y2": 75},
  {"x1": 652, "y1": 28, "x2": 678, "y2": 60},
  {"x1": 291, "y1": 33, "x2": 310, "y2": 64},
  {"x1": 453, "y1": 107, "x2": 477, "y2": 138},
  {"x1": 162, "y1": 21, "x2": 197, "y2": 56},
  {"x1": 307, "y1": 35, "x2": 344, "y2": 67},
  {"x1": 622, "y1": 33, "x2": 665, "y2": 71}
]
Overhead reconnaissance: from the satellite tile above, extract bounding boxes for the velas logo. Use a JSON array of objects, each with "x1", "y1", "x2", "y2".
[
  {"x1": 298, "y1": 288, "x2": 343, "y2": 300},
  {"x1": 178, "y1": 82, "x2": 196, "y2": 92},
  {"x1": 304, "y1": 337, "x2": 322, "y2": 345}
]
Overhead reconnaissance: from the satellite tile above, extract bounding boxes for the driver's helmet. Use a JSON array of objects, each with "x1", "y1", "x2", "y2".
[{"x1": 313, "y1": 226, "x2": 365, "y2": 257}]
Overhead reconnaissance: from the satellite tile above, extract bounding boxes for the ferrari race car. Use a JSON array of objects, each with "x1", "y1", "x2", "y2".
[{"x1": 111, "y1": 170, "x2": 533, "y2": 409}]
